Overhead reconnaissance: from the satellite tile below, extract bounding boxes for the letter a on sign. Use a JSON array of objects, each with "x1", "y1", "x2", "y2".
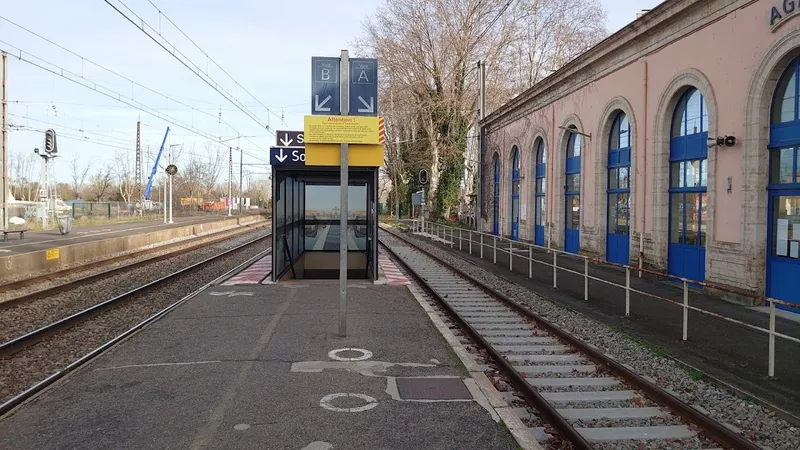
[{"x1": 358, "y1": 70, "x2": 369, "y2": 82}]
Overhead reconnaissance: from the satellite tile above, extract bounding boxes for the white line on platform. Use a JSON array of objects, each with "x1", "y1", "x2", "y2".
[
  {"x1": 94, "y1": 360, "x2": 222, "y2": 371},
  {"x1": 301, "y1": 441, "x2": 334, "y2": 450}
]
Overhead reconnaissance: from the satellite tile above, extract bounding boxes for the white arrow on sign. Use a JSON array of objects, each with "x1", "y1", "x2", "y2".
[
  {"x1": 315, "y1": 95, "x2": 331, "y2": 112},
  {"x1": 274, "y1": 149, "x2": 288, "y2": 163},
  {"x1": 357, "y1": 96, "x2": 374, "y2": 113},
  {"x1": 279, "y1": 133, "x2": 294, "y2": 147}
]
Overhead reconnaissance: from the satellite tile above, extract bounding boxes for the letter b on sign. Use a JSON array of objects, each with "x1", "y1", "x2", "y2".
[{"x1": 321, "y1": 69, "x2": 330, "y2": 81}]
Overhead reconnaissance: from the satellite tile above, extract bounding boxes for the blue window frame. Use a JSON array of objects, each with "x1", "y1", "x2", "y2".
[
  {"x1": 534, "y1": 138, "x2": 546, "y2": 246},
  {"x1": 564, "y1": 127, "x2": 581, "y2": 254},
  {"x1": 767, "y1": 57, "x2": 800, "y2": 311},
  {"x1": 607, "y1": 112, "x2": 631, "y2": 265},
  {"x1": 511, "y1": 146, "x2": 521, "y2": 240},
  {"x1": 493, "y1": 153, "x2": 500, "y2": 236},
  {"x1": 668, "y1": 88, "x2": 708, "y2": 283}
]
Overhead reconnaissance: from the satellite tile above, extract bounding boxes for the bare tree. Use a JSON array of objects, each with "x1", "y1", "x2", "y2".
[
  {"x1": 88, "y1": 164, "x2": 114, "y2": 201},
  {"x1": 69, "y1": 154, "x2": 92, "y2": 199},
  {"x1": 113, "y1": 150, "x2": 135, "y2": 204}
]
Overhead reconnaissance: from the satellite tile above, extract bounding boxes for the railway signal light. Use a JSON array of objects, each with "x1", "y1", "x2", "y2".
[
  {"x1": 419, "y1": 169, "x2": 429, "y2": 185},
  {"x1": 44, "y1": 129, "x2": 57, "y2": 154}
]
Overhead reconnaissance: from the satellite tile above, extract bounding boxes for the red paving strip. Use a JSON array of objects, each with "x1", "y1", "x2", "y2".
[
  {"x1": 379, "y1": 252, "x2": 410, "y2": 285},
  {"x1": 222, "y1": 255, "x2": 272, "y2": 285}
]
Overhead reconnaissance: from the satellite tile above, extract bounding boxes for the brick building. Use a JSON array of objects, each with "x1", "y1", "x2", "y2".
[{"x1": 479, "y1": 0, "x2": 800, "y2": 309}]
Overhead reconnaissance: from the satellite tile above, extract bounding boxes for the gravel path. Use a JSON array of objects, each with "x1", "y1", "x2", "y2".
[
  {"x1": 0, "y1": 228, "x2": 268, "y2": 343},
  {"x1": 0, "y1": 231, "x2": 269, "y2": 406},
  {"x1": 380, "y1": 228, "x2": 800, "y2": 450}
]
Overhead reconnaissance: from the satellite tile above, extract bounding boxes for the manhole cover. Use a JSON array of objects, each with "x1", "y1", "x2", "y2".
[{"x1": 396, "y1": 377, "x2": 472, "y2": 400}]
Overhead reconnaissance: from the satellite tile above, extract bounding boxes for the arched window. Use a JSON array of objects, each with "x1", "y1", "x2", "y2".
[
  {"x1": 668, "y1": 88, "x2": 708, "y2": 282},
  {"x1": 607, "y1": 112, "x2": 631, "y2": 264},
  {"x1": 767, "y1": 57, "x2": 800, "y2": 310},
  {"x1": 493, "y1": 153, "x2": 500, "y2": 236},
  {"x1": 564, "y1": 126, "x2": 582, "y2": 254},
  {"x1": 511, "y1": 146, "x2": 521, "y2": 240},
  {"x1": 533, "y1": 138, "x2": 546, "y2": 246}
]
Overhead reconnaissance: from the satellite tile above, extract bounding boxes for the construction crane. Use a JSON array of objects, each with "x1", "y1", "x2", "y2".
[{"x1": 144, "y1": 127, "x2": 170, "y2": 200}]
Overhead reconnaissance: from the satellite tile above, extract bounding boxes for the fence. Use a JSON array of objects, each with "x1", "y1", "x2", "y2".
[{"x1": 407, "y1": 219, "x2": 799, "y2": 379}]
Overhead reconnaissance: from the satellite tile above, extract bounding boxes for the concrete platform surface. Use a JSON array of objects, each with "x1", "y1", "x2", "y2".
[
  {"x1": 0, "y1": 215, "x2": 229, "y2": 254},
  {"x1": 0, "y1": 281, "x2": 518, "y2": 449}
]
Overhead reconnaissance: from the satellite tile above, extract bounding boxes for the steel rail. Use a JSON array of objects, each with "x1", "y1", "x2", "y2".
[
  {"x1": 379, "y1": 240, "x2": 593, "y2": 450},
  {"x1": 0, "y1": 234, "x2": 271, "y2": 358},
  {"x1": 381, "y1": 226, "x2": 761, "y2": 450},
  {"x1": 0, "y1": 220, "x2": 268, "y2": 307},
  {"x1": 0, "y1": 245, "x2": 271, "y2": 418}
]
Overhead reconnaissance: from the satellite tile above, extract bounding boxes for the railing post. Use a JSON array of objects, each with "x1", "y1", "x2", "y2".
[
  {"x1": 553, "y1": 252, "x2": 557, "y2": 288},
  {"x1": 682, "y1": 280, "x2": 689, "y2": 341},
  {"x1": 450, "y1": 227, "x2": 454, "y2": 248},
  {"x1": 528, "y1": 245, "x2": 532, "y2": 279},
  {"x1": 469, "y1": 231, "x2": 472, "y2": 254},
  {"x1": 769, "y1": 300, "x2": 776, "y2": 377},
  {"x1": 493, "y1": 237, "x2": 497, "y2": 264},
  {"x1": 459, "y1": 228, "x2": 462, "y2": 251},
  {"x1": 480, "y1": 234, "x2": 484, "y2": 259},
  {"x1": 509, "y1": 240, "x2": 513, "y2": 271},
  {"x1": 625, "y1": 267, "x2": 630, "y2": 317},
  {"x1": 584, "y1": 259, "x2": 588, "y2": 301}
]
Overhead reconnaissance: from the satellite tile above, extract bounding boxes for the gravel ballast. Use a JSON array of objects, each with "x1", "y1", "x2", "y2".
[
  {"x1": 0, "y1": 230, "x2": 269, "y2": 406},
  {"x1": 380, "y1": 228, "x2": 799, "y2": 450}
]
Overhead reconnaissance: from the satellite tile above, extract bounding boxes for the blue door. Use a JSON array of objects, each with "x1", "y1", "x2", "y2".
[
  {"x1": 564, "y1": 127, "x2": 582, "y2": 254},
  {"x1": 767, "y1": 57, "x2": 800, "y2": 311},
  {"x1": 668, "y1": 88, "x2": 708, "y2": 282},
  {"x1": 534, "y1": 138, "x2": 546, "y2": 246},
  {"x1": 607, "y1": 112, "x2": 631, "y2": 265},
  {"x1": 493, "y1": 153, "x2": 500, "y2": 236},
  {"x1": 511, "y1": 147, "x2": 520, "y2": 240}
]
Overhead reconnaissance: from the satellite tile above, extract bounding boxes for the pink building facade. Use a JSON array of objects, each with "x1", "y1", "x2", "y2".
[{"x1": 480, "y1": 0, "x2": 800, "y2": 309}]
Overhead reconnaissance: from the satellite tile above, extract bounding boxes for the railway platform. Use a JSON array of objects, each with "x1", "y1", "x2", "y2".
[
  {"x1": 0, "y1": 261, "x2": 529, "y2": 449},
  {"x1": 0, "y1": 215, "x2": 227, "y2": 255}
]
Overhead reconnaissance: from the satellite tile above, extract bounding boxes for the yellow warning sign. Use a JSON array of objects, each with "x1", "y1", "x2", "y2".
[
  {"x1": 304, "y1": 115, "x2": 385, "y2": 145},
  {"x1": 45, "y1": 248, "x2": 60, "y2": 260},
  {"x1": 304, "y1": 143, "x2": 384, "y2": 167}
]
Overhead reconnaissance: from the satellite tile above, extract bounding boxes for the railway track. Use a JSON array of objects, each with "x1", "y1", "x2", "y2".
[
  {"x1": 0, "y1": 220, "x2": 269, "y2": 309},
  {"x1": 380, "y1": 229, "x2": 759, "y2": 450},
  {"x1": 0, "y1": 234, "x2": 271, "y2": 416}
]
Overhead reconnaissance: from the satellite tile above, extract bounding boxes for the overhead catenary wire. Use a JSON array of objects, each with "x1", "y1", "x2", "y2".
[
  {"x1": 0, "y1": 40, "x2": 270, "y2": 163},
  {"x1": 103, "y1": 0, "x2": 281, "y2": 132},
  {"x1": 143, "y1": 0, "x2": 287, "y2": 128}
]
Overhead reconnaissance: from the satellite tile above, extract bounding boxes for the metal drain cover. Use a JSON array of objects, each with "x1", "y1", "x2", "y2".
[{"x1": 396, "y1": 377, "x2": 472, "y2": 400}]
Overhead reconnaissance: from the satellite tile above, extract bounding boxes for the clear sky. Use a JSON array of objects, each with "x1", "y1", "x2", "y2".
[{"x1": 2, "y1": 0, "x2": 662, "y2": 184}]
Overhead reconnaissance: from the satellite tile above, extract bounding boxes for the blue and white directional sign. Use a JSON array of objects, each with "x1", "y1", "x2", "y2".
[
  {"x1": 276, "y1": 130, "x2": 304, "y2": 147},
  {"x1": 270, "y1": 147, "x2": 306, "y2": 166},
  {"x1": 349, "y1": 58, "x2": 378, "y2": 116},
  {"x1": 311, "y1": 57, "x2": 341, "y2": 115}
]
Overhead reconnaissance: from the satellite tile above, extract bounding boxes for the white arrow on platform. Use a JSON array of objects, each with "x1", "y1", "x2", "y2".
[
  {"x1": 274, "y1": 149, "x2": 288, "y2": 163},
  {"x1": 279, "y1": 133, "x2": 293, "y2": 147},
  {"x1": 315, "y1": 95, "x2": 331, "y2": 112},
  {"x1": 357, "y1": 96, "x2": 374, "y2": 113},
  {"x1": 210, "y1": 291, "x2": 254, "y2": 297}
]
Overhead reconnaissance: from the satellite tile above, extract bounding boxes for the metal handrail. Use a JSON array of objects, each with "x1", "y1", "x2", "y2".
[{"x1": 402, "y1": 219, "x2": 800, "y2": 378}]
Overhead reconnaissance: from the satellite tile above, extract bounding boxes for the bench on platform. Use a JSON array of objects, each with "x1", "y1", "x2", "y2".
[{"x1": 1, "y1": 229, "x2": 29, "y2": 242}]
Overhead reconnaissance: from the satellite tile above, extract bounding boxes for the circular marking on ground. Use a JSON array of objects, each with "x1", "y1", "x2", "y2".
[
  {"x1": 233, "y1": 423, "x2": 251, "y2": 431},
  {"x1": 328, "y1": 348, "x2": 373, "y2": 362},
  {"x1": 319, "y1": 393, "x2": 378, "y2": 413}
]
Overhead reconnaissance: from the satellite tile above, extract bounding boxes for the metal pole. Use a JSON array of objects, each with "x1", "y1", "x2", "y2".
[
  {"x1": 1, "y1": 52, "x2": 8, "y2": 230},
  {"x1": 339, "y1": 49, "x2": 349, "y2": 337},
  {"x1": 228, "y1": 146, "x2": 232, "y2": 216},
  {"x1": 163, "y1": 178, "x2": 167, "y2": 224},
  {"x1": 239, "y1": 146, "x2": 243, "y2": 213},
  {"x1": 682, "y1": 280, "x2": 689, "y2": 341},
  {"x1": 168, "y1": 174, "x2": 173, "y2": 224},
  {"x1": 769, "y1": 300, "x2": 776, "y2": 377}
]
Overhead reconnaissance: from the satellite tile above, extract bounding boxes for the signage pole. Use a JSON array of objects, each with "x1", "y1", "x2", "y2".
[{"x1": 339, "y1": 49, "x2": 349, "y2": 337}]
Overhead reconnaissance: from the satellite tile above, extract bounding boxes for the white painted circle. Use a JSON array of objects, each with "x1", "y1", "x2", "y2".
[
  {"x1": 233, "y1": 423, "x2": 250, "y2": 431},
  {"x1": 327, "y1": 348, "x2": 373, "y2": 362},
  {"x1": 319, "y1": 393, "x2": 378, "y2": 413}
]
